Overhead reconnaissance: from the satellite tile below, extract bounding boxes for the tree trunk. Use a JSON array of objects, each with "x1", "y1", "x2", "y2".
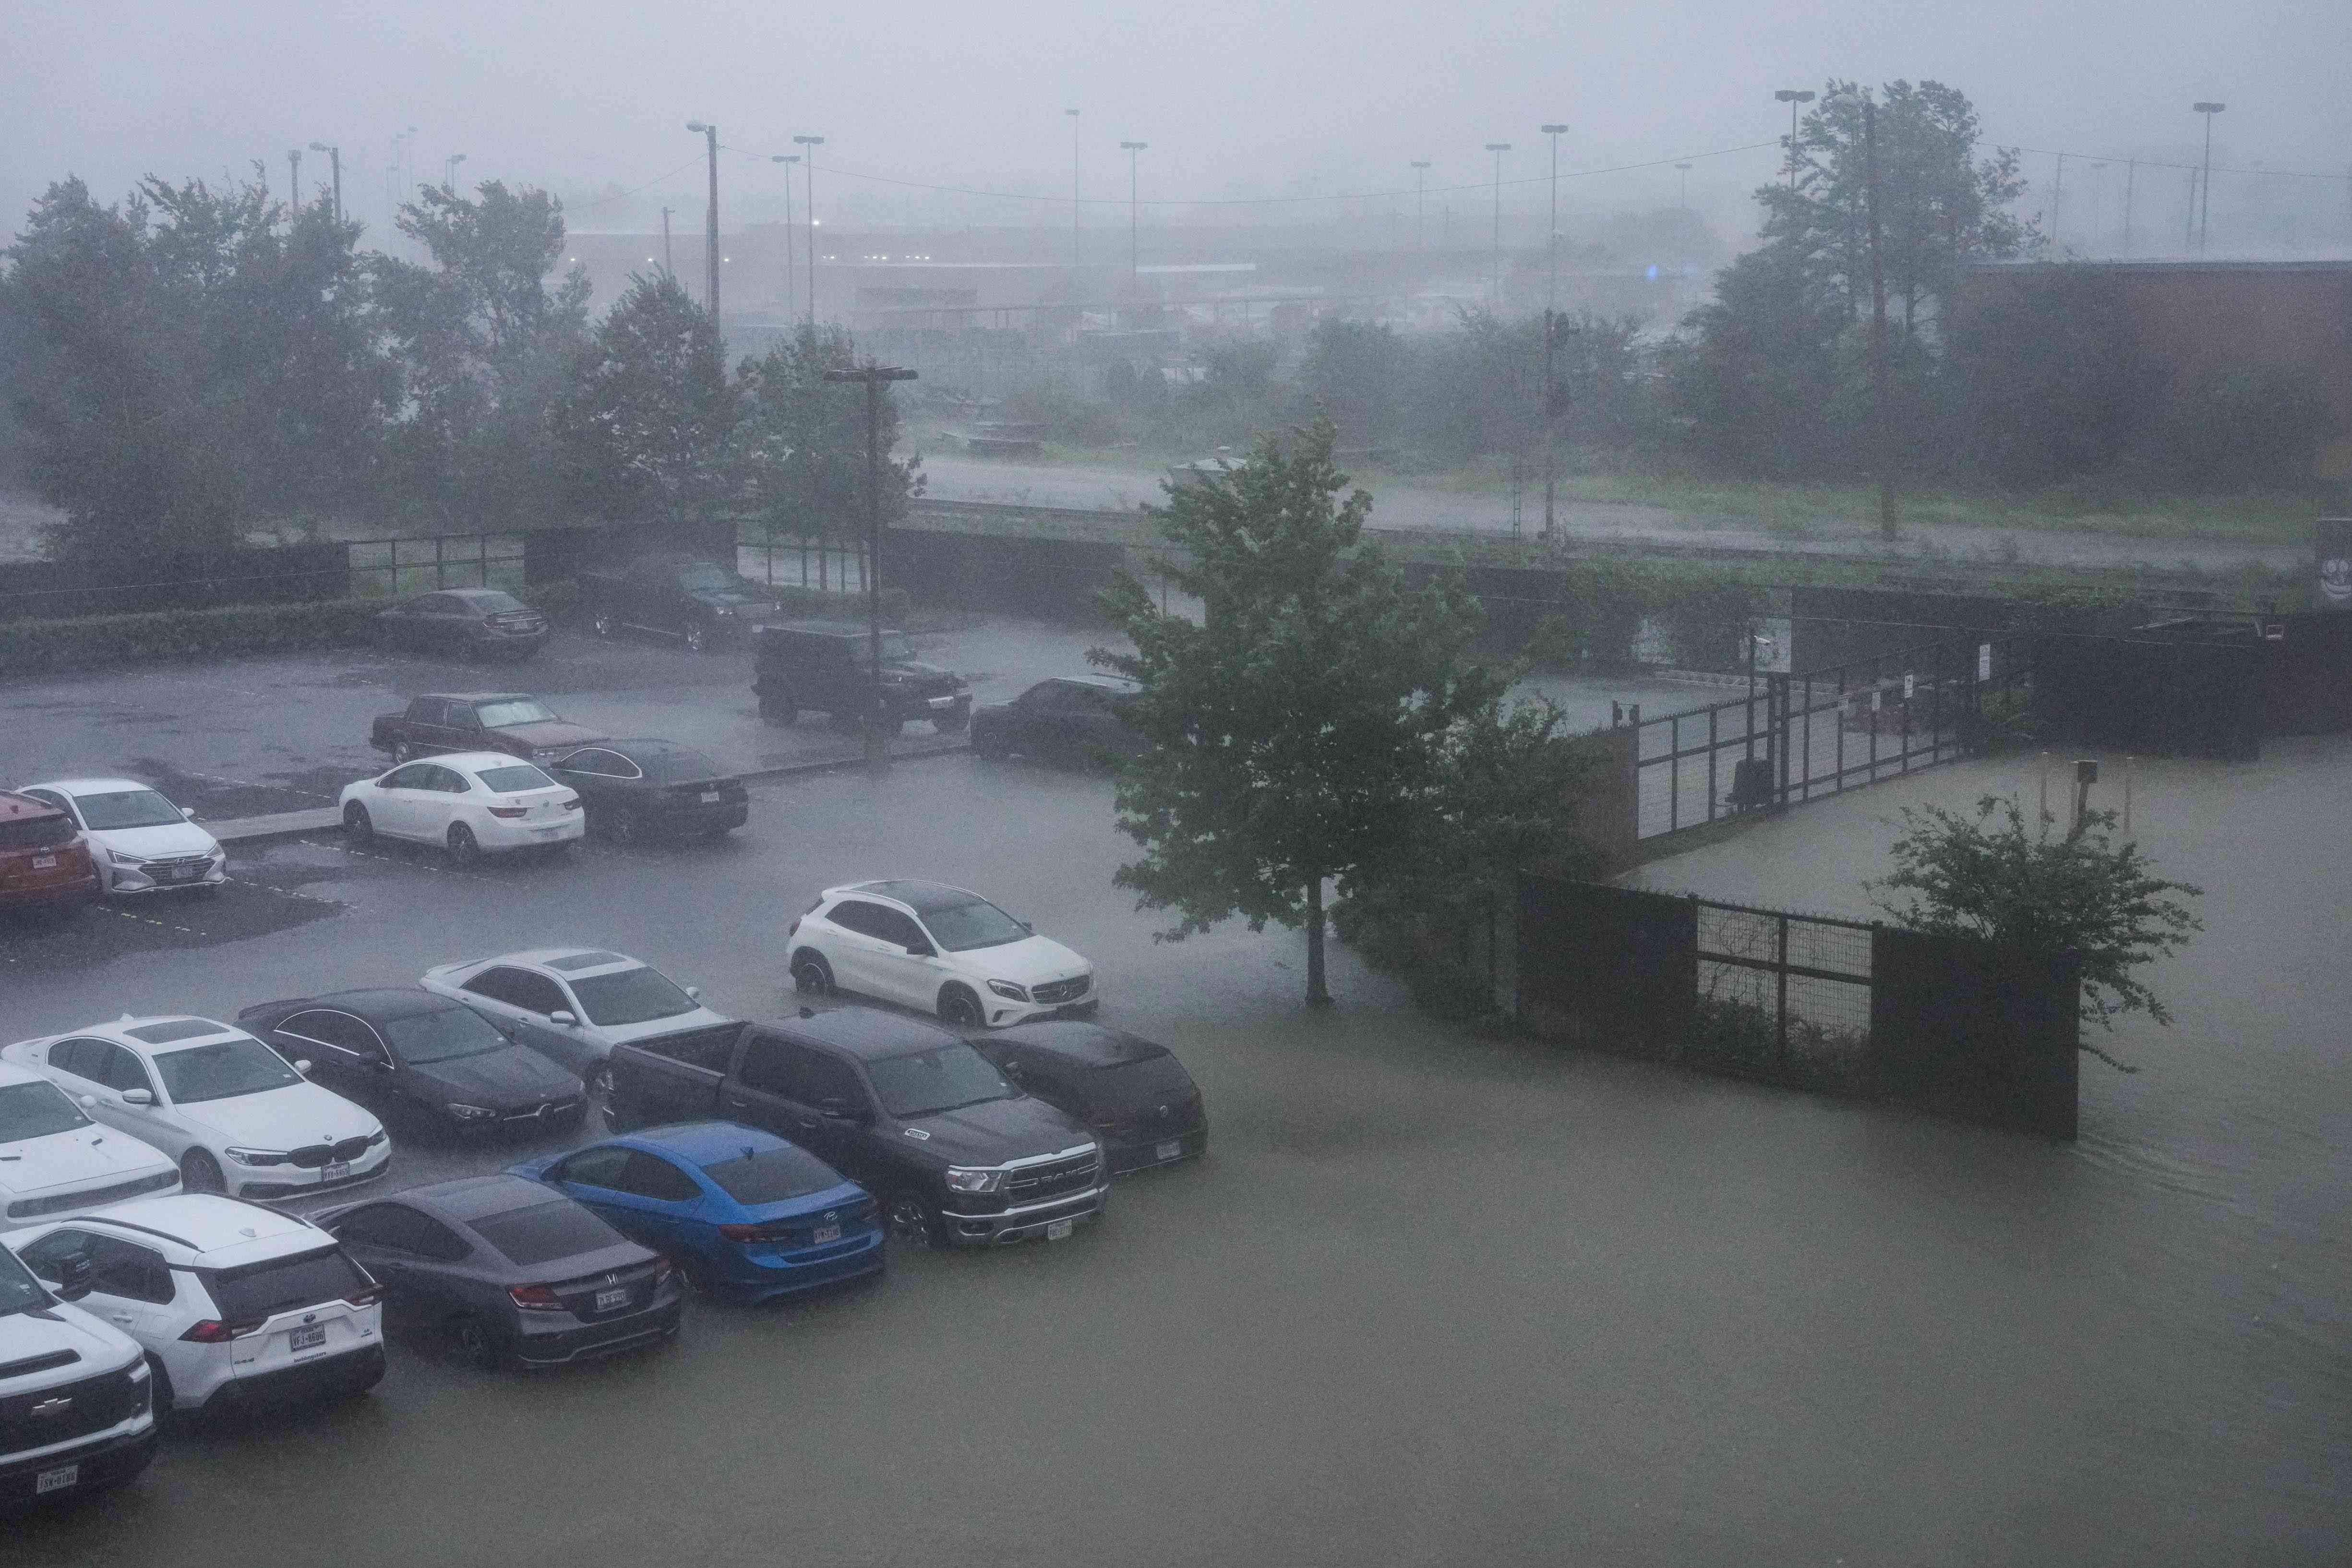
[{"x1": 1305, "y1": 876, "x2": 1332, "y2": 1007}]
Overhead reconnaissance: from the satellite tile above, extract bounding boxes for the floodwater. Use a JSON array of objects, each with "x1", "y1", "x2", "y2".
[{"x1": 6, "y1": 740, "x2": 2347, "y2": 1565}]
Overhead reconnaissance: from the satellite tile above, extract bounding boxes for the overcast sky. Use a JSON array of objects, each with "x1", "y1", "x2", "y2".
[{"x1": 9, "y1": 0, "x2": 2350, "y2": 247}]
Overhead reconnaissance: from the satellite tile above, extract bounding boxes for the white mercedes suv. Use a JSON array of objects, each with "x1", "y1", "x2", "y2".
[{"x1": 787, "y1": 880, "x2": 1097, "y2": 1029}]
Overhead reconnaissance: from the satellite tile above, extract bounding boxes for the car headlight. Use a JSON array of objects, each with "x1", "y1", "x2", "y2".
[
  {"x1": 365, "y1": 1126, "x2": 389, "y2": 1146},
  {"x1": 712, "y1": 606, "x2": 735, "y2": 617},
  {"x1": 225, "y1": 1147, "x2": 289, "y2": 1167},
  {"x1": 943, "y1": 1167, "x2": 1004, "y2": 1194},
  {"x1": 107, "y1": 847, "x2": 147, "y2": 867},
  {"x1": 985, "y1": 980, "x2": 1030, "y2": 1002},
  {"x1": 531, "y1": 748, "x2": 561, "y2": 762},
  {"x1": 446, "y1": 1103, "x2": 497, "y2": 1121}
]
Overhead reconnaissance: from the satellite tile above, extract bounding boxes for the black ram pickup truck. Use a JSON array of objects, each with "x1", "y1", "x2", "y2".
[
  {"x1": 601, "y1": 1006, "x2": 1106, "y2": 1248},
  {"x1": 578, "y1": 555, "x2": 781, "y2": 653},
  {"x1": 369, "y1": 692, "x2": 609, "y2": 765}
]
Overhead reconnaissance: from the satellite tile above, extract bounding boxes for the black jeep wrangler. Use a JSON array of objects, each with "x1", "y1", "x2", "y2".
[{"x1": 752, "y1": 622, "x2": 972, "y2": 734}]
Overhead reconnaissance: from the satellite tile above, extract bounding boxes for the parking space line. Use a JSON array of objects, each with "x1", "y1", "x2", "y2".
[{"x1": 94, "y1": 903, "x2": 201, "y2": 937}]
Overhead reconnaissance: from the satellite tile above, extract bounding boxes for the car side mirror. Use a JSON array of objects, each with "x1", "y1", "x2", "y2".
[
  {"x1": 550, "y1": 1011, "x2": 578, "y2": 1027},
  {"x1": 120, "y1": 1088, "x2": 155, "y2": 1106},
  {"x1": 53, "y1": 1251, "x2": 95, "y2": 1303},
  {"x1": 182, "y1": 806, "x2": 198, "y2": 820},
  {"x1": 905, "y1": 940, "x2": 935, "y2": 958},
  {"x1": 684, "y1": 986, "x2": 702, "y2": 1001},
  {"x1": 75, "y1": 1093, "x2": 98, "y2": 1109},
  {"x1": 294, "y1": 1060, "x2": 313, "y2": 1076}
]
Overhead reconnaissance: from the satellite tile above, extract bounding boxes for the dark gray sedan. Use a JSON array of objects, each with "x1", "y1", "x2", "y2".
[
  {"x1": 313, "y1": 1175, "x2": 683, "y2": 1371},
  {"x1": 372, "y1": 589, "x2": 549, "y2": 662}
]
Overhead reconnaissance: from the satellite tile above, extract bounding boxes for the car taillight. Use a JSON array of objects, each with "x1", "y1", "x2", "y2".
[
  {"x1": 508, "y1": 1283, "x2": 564, "y2": 1311},
  {"x1": 180, "y1": 1318, "x2": 263, "y2": 1342},
  {"x1": 652, "y1": 1258, "x2": 676, "y2": 1287},
  {"x1": 343, "y1": 1288, "x2": 383, "y2": 1310},
  {"x1": 787, "y1": 919, "x2": 800, "y2": 938},
  {"x1": 487, "y1": 805, "x2": 528, "y2": 819}
]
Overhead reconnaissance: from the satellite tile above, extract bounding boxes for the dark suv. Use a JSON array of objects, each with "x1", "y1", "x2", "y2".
[
  {"x1": 752, "y1": 623, "x2": 971, "y2": 734},
  {"x1": 600, "y1": 1006, "x2": 1105, "y2": 1248}
]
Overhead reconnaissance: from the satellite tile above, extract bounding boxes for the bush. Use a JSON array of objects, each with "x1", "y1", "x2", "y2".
[{"x1": 0, "y1": 597, "x2": 382, "y2": 676}]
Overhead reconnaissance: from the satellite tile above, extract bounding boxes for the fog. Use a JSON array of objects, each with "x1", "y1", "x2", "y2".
[{"x1": 10, "y1": 0, "x2": 2351, "y2": 254}]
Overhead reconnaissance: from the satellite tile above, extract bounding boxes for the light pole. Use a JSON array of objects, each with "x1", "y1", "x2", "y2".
[
  {"x1": 772, "y1": 156, "x2": 799, "y2": 318},
  {"x1": 1067, "y1": 109, "x2": 1082, "y2": 302},
  {"x1": 287, "y1": 148, "x2": 303, "y2": 215},
  {"x1": 1411, "y1": 161, "x2": 1431, "y2": 250},
  {"x1": 1676, "y1": 161, "x2": 1691, "y2": 210},
  {"x1": 1484, "y1": 143, "x2": 1511, "y2": 309},
  {"x1": 1540, "y1": 124, "x2": 1567, "y2": 536},
  {"x1": 2122, "y1": 158, "x2": 2136, "y2": 256},
  {"x1": 795, "y1": 136, "x2": 824, "y2": 328},
  {"x1": 2088, "y1": 162, "x2": 2106, "y2": 255},
  {"x1": 822, "y1": 364, "x2": 920, "y2": 767},
  {"x1": 444, "y1": 152, "x2": 466, "y2": 194},
  {"x1": 685, "y1": 121, "x2": 720, "y2": 322},
  {"x1": 308, "y1": 143, "x2": 343, "y2": 225},
  {"x1": 1120, "y1": 142, "x2": 1147, "y2": 292},
  {"x1": 2193, "y1": 102, "x2": 2226, "y2": 252},
  {"x1": 1774, "y1": 89, "x2": 1815, "y2": 191},
  {"x1": 660, "y1": 207, "x2": 673, "y2": 276}
]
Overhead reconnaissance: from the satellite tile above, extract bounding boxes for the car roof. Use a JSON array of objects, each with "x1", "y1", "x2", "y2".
[
  {"x1": 54, "y1": 1016, "x2": 246, "y2": 1053},
  {"x1": 831, "y1": 879, "x2": 990, "y2": 915},
  {"x1": 16, "y1": 778, "x2": 166, "y2": 797},
  {"x1": 424, "y1": 752, "x2": 556, "y2": 775},
  {"x1": 73, "y1": 1195, "x2": 325, "y2": 1262},
  {"x1": 763, "y1": 621, "x2": 908, "y2": 639},
  {"x1": 0, "y1": 790, "x2": 70, "y2": 824},
  {"x1": 300, "y1": 987, "x2": 475, "y2": 1021},
  {"x1": 757, "y1": 1005, "x2": 962, "y2": 1062},
  {"x1": 0, "y1": 1059, "x2": 59, "y2": 1090},
  {"x1": 615, "y1": 1121, "x2": 793, "y2": 1166},
  {"x1": 392, "y1": 1173, "x2": 566, "y2": 1223},
  {"x1": 993, "y1": 1021, "x2": 1172, "y2": 1067},
  {"x1": 458, "y1": 947, "x2": 643, "y2": 977}
]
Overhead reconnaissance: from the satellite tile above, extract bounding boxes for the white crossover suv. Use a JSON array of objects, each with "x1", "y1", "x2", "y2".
[
  {"x1": 5, "y1": 1195, "x2": 385, "y2": 1417},
  {"x1": 0, "y1": 1062, "x2": 179, "y2": 1226},
  {"x1": 0, "y1": 1017, "x2": 390, "y2": 1203},
  {"x1": 338, "y1": 751, "x2": 583, "y2": 864},
  {"x1": 787, "y1": 880, "x2": 1097, "y2": 1029},
  {"x1": 13, "y1": 779, "x2": 226, "y2": 897}
]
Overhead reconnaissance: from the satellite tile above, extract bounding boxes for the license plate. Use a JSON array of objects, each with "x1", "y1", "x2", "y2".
[
  {"x1": 290, "y1": 1323, "x2": 327, "y2": 1352},
  {"x1": 31, "y1": 855, "x2": 56, "y2": 870},
  {"x1": 36, "y1": 1464, "x2": 77, "y2": 1495},
  {"x1": 811, "y1": 1224, "x2": 840, "y2": 1245},
  {"x1": 594, "y1": 1287, "x2": 629, "y2": 1312},
  {"x1": 1045, "y1": 1218, "x2": 1074, "y2": 1242},
  {"x1": 927, "y1": 696, "x2": 954, "y2": 709},
  {"x1": 169, "y1": 866, "x2": 200, "y2": 882},
  {"x1": 533, "y1": 826, "x2": 563, "y2": 838},
  {"x1": 699, "y1": 790, "x2": 721, "y2": 803},
  {"x1": 322, "y1": 1160, "x2": 351, "y2": 1182},
  {"x1": 1157, "y1": 1139, "x2": 1183, "y2": 1161}
]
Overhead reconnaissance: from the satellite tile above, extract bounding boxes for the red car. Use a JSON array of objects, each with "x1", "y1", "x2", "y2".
[{"x1": 0, "y1": 789, "x2": 102, "y2": 917}]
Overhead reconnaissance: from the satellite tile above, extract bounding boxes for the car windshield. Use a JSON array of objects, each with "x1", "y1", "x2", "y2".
[
  {"x1": 920, "y1": 897, "x2": 1031, "y2": 953},
  {"x1": 677, "y1": 564, "x2": 748, "y2": 592},
  {"x1": 153, "y1": 1038, "x2": 304, "y2": 1104},
  {"x1": 72, "y1": 788, "x2": 184, "y2": 830},
  {"x1": 382, "y1": 1006, "x2": 510, "y2": 1065},
  {"x1": 700, "y1": 1145, "x2": 840, "y2": 1206},
  {"x1": 878, "y1": 634, "x2": 917, "y2": 662},
  {"x1": 471, "y1": 592, "x2": 528, "y2": 613},
  {"x1": 475, "y1": 764, "x2": 555, "y2": 794},
  {"x1": 0, "y1": 1247, "x2": 48, "y2": 1316},
  {"x1": 567, "y1": 966, "x2": 696, "y2": 1027},
  {"x1": 865, "y1": 1044, "x2": 1014, "y2": 1119},
  {"x1": 475, "y1": 699, "x2": 557, "y2": 727},
  {"x1": 635, "y1": 748, "x2": 724, "y2": 784},
  {"x1": 469, "y1": 1200, "x2": 625, "y2": 1266},
  {"x1": 0, "y1": 1079, "x2": 92, "y2": 1143}
]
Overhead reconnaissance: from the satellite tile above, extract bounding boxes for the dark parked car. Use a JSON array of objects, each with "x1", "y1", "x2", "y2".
[
  {"x1": 371, "y1": 589, "x2": 548, "y2": 661},
  {"x1": 314, "y1": 1175, "x2": 682, "y2": 1370},
  {"x1": 510, "y1": 1122, "x2": 883, "y2": 1301},
  {"x1": 974, "y1": 1022, "x2": 1206, "y2": 1175},
  {"x1": 971, "y1": 676, "x2": 1144, "y2": 766},
  {"x1": 237, "y1": 988, "x2": 586, "y2": 1140},
  {"x1": 370, "y1": 692, "x2": 609, "y2": 765},
  {"x1": 546, "y1": 741, "x2": 749, "y2": 845},
  {"x1": 600, "y1": 1006, "x2": 1104, "y2": 1249},
  {"x1": 579, "y1": 555, "x2": 780, "y2": 654},
  {"x1": 752, "y1": 622, "x2": 971, "y2": 734},
  {"x1": 0, "y1": 790, "x2": 101, "y2": 920}
]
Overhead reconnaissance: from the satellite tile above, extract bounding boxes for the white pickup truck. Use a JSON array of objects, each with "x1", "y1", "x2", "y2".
[{"x1": 0, "y1": 1243, "x2": 157, "y2": 1510}]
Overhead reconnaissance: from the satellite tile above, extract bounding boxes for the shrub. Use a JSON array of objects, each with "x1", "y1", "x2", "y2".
[{"x1": 0, "y1": 598, "x2": 382, "y2": 676}]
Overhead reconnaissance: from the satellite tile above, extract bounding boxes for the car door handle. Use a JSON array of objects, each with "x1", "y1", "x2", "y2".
[{"x1": 723, "y1": 1095, "x2": 751, "y2": 1109}]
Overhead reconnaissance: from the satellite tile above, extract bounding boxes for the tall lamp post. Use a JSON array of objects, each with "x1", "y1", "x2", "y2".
[
  {"x1": 444, "y1": 152, "x2": 466, "y2": 193},
  {"x1": 1774, "y1": 89, "x2": 1815, "y2": 190},
  {"x1": 686, "y1": 121, "x2": 720, "y2": 321},
  {"x1": 1539, "y1": 124, "x2": 1568, "y2": 536},
  {"x1": 307, "y1": 143, "x2": 343, "y2": 225},
  {"x1": 1484, "y1": 142, "x2": 1511, "y2": 310},
  {"x1": 771, "y1": 156, "x2": 799, "y2": 319},
  {"x1": 1120, "y1": 141, "x2": 1147, "y2": 291},
  {"x1": 1067, "y1": 109, "x2": 1082, "y2": 301},
  {"x1": 287, "y1": 148, "x2": 303, "y2": 215},
  {"x1": 1676, "y1": 161, "x2": 1691, "y2": 210},
  {"x1": 2192, "y1": 102, "x2": 2225, "y2": 251},
  {"x1": 822, "y1": 364, "x2": 920, "y2": 766},
  {"x1": 1411, "y1": 161, "x2": 1431, "y2": 250},
  {"x1": 795, "y1": 136, "x2": 824, "y2": 327}
]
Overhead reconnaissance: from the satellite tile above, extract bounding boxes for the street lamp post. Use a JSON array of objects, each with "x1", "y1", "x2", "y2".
[
  {"x1": 771, "y1": 156, "x2": 799, "y2": 319},
  {"x1": 287, "y1": 148, "x2": 303, "y2": 214},
  {"x1": 1676, "y1": 161, "x2": 1691, "y2": 210},
  {"x1": 2193, "y1": 102, "x2": 2226, "y2": 251},
  {"x1": 1120, "y1": 142, "x2": 1147, "y2": 291},
  {"x1": 444, "y1": 152, "x2": 466, "y2": 194},
  {"x1": 660, "y1": 207, "x2": 673, "y2": 276},
  {"x1": 1067, "y1": 109, "x2": 1082, "y2": 302},
  {"x1": 1411, "y1": 161, "x2": 1431, "y2": 250},
  {"x1": 308, "y1": 143, "x2": 343, "y2": 225},
  {"x1": 1540, "y1": 124, "x2": 1567, "y2": 537},
  {"x1": 822, "y1": 364, "x2": 920, "y2": 767},
  {"x1": 1774, "y1": 89, "x2": 1815, "y2": 191},
  {"x1": 795, "y1": 136, "x2": 824, "y2": 328},
  {"x1": 1484, "y1": 142, "x2": 1511, "y2": 310},
  {"x1": 686, "y1": 122, "x2": 720, "y2": 322}
]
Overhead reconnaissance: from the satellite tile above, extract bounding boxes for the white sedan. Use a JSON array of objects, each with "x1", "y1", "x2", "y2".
[
  {"x1": 417, "y1": 948, "x2": 734, "y2": 1095},
  {"x1": 14, "y1": 778, "x2": 227, "y2": 896},
  {"x1": 338, "y1": 750, "x2": 583, "y2": 864},
  {"x1": 0, "y1": 1017, "x2": 390, "y2": 1202},
  {"x1": 0, "y1": 1060, "x2": 180, "y2": 1223}
]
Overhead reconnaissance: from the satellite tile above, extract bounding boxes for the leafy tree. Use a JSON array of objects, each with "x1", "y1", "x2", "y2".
[
  {"x1": 1660, "y1": 249, "x2": 1850, "y2": 476},
  {"x1": 733, "y1": 323, "x2": 925, "y2": 551},
  {"x1": 1295, "y1": 318, "x2": 1409, "y2": 449},
  {"x1": 550, "y1": 273, "x2": 738, "y2": 523},
  {"x1": 1865, "y1": 795, "x2": 2203, "y2": 1065},
  {"x1": 1943, "y1": 265, "x2": 2156, "y2": 484},
  {"x1": 1094, "y1": 421, "x2": 1516, "y2": 1007}
]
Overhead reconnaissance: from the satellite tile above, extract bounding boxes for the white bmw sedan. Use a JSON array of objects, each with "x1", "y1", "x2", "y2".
[
  {"x1": 338, "y1": 751, "x2": 583, "y2": 864},
  {"x1": 13, "y1": 778, "x2": 226, "y2": 896},
  {"x1": 0, "y1": 1017, "x2": 390, "y2": 1202}
]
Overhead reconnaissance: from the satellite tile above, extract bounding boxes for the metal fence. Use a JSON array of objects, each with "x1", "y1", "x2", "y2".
[
  {"x1": 738, "y1": 538, "x2": 873, "y2": 595},
  {"x1": 346, "y1": 533, "x2": 528, "y2": 599}
]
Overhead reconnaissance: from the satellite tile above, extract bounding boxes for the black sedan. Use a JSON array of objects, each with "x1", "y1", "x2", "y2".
[
  {"x1": 238, "y1": 987, "x2": 586, "y2": 1139},
  {"x1": 973, "y1": 1021, "x2": 1207, "y2": 1175},
  {"x1": 970, "y1": 676, "x2": 1145, "y2": 767},
  {"x1": 546, "y1": 740, "x2": 750, "y2": 845},
  {"x1": 372, "y1": 588, "x2": 550, "y2": 661},
  {"x1": 315, "y1": 1175, "x2": 684, "y2": 1371}
]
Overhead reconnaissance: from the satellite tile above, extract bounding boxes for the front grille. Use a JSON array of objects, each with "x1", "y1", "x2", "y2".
[
  {"x1": 6, "y1": 1169, "x2": 176, "y2": 1220},
  {"x1": 501, "y1": 1098, "x2": 581, "y2": 1125},
  {"x1": 0, "y1": 1352, "x2": 79, "y2": 1381},
  {"x1": 138, "y1": 854, "x2": 211, "y2": 875},
  {"x1": 1032, "y1": 976, "x2": 1091, "y2": 1005},
  {"x1": 1004, "y1": 1150, "x2": 1100, "y2": 1203},
  {"x1": 0, "y1": 1363, "x2": 143, "y2": 1450},
  {"x1": 285, "y1": 1136, "x2": 372, "y2": 1170}
]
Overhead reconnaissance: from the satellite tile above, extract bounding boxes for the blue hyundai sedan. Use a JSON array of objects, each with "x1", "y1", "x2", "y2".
[{"x1": 508, "y1": 1122, "x2": 884, "y2": 1301}]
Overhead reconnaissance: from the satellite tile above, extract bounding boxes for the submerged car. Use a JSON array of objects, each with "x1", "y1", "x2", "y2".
[
  {"x1": 970, "y1": 677, "x2": 1145, "y2": 767},
  {"x1": 417, "y1": 948, "x2": 736, "y2": 1101},
  {"x1": 371, "y1": 589, "x2": 549, "y2": 661},
  {"x1": 975, "y1": 1022, "x2": 1207, "y2": 1175},
  {"x1": 788, "y1": 879, "x2": 1096, "y2": 1028},
  {"x1": 545, "y1": 741, "x2": 750, "y2": 845},
  {"x1": 12, "y1": 779, "x2": 225, "y2": 898}
]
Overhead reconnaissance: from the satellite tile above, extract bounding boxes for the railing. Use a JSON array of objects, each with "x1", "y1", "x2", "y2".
[{"x1": 346, "y1": 533, "x2": 527, "y2": 598}]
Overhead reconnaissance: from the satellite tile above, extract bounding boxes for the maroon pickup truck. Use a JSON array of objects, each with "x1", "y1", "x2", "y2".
[{"x1": 369, "y1": 692, "x2": 608, "y2": 765}]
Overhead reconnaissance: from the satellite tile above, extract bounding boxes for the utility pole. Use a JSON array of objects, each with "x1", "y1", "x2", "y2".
[
  {"x1": 686, "y1": 122, "x2": 720, "y2": 322},
  {"x1": 661, "y1": 207, "x2": 673, "y2": 276},
  {"x1": 1861, "y1": 95, "x2": 1896, "y2": 540},
  {"x1": 2193, "y1": 102, "x2": 2226, "y2": 252},
  {"x1": 1484, "y1": 142, "x2": 1511, "y2": 310},
  {"x1": 1067, "y1": 109, "x2": 1081, "y2": 304},
  {"x1": 2123, "y1": 158, "x2": 2136, "y2": 256},
  {"x1": 1411, "y1": 161, "x2": 1430, "y2": 250},
  {"x1": 1540, "y1": 124, "x2": 1567, "y2": 538},
  {"x1": 772, "y1": 156, "x2": 799, "y2": 318},
  {"x1": 309, "y1": 143, "x2": 343, "y2": 225},
  {"x1": 2185, "y1": 167, "x2": 2198, "y2": 249},
  {"x1": 288, "y1": 148, "x2": 303, "y2": 215},
  {"x1": 795, "y1": 136, "x2": 825, "y2": 328},
  {"x1": 1121, "y1": 141, "x2": 1147, "y2": 291},
  {"x1": 1774, "y1": 89, "x2": 1816, "y2": 192},
  {"x1": 822, "y1": 364, "x2": 920, "y2": 767}
]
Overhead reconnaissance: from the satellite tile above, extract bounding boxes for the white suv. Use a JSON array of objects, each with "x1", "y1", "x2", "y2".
[
  {"x1": 787, "y1": 880, "x2": 1097, "y2": 1029},
  {"x1": 0, "y1": 1242, "x2": 156, "y2": 1507},
  {"x1": 5, "y1": 1195, "x2": 385, "y2": 1418}
]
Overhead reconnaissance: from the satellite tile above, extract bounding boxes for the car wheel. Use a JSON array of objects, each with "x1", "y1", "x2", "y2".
[
  {"x1": 605, "y1": 809, "x2": 640, "y2": 847},
  {"x1": 936, "y1": 704, "x2": 971, "y2": 734},
  {"x1": 678, "y1": 1254, "x2": 723, "y2": 1297},
  {"x1": 972, "y1": 726, "x2": 1008, "y2": 761},
  {"x1": 937, "y1": 986, "x2": 984, "y2": 1029},
  {"x1": 446, "y1": 823, "x2": 482, "y2": 866},
  {"x1": 885, "y1": 1190, "x2": 945, "y2": 1250},
  {"x1": 683, "y1": 622, "x2": 707, "y2": 656},
  {"x1": 343, "y1": 803, "x2": 374, "y2": 844},
  {"x1": 393, "y1": 741, "x2": 417, "y2": 764},
  {"x1": 592, "y1": 610, "x2": 615, "y2": 639},
  {"x1": 758, "y1": 691, "x2": 797, "y2": 726},
  {"x1": 586, "y1": 1062, "x2": 633, "y2": 1130},
  {"x1": 452, "y1": 1315, "x2": 508, "y2": 1372},
  {"x1": 181, "y1": 1149, "x2": 227, "y2": 1195},
  {"x1": 790, "y1": 951, "x2": 834, "y2": 997}
]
